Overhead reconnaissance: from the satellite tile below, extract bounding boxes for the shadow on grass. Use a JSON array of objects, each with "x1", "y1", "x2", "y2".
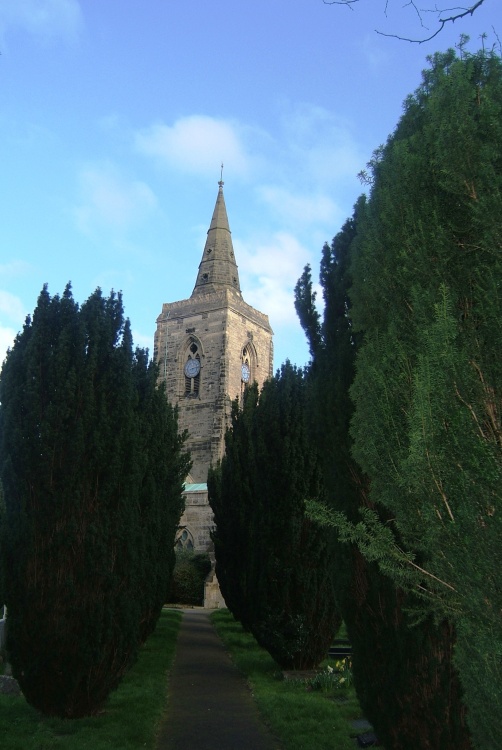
[
  {"x1": 0, "y1": 609, "x2": 181, "y2": 750},
  {"x1": 211, "y1": 609, "x2": 366, "y2": 750}
]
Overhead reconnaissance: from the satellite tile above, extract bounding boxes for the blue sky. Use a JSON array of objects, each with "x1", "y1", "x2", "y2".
[{"x1": 0, "y1": 0, "x2": 498, "y2": 370}]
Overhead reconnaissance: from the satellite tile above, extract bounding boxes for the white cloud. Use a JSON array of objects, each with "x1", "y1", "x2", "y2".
[
  {"x1": 132, "y1": 329, "x2": 154, "y2": 353},
  {"x1": 89, "y1": 268, "x2": 135, "y2": 292},
  {"x1": 134, "y1": 106, "x2": 363, "y2": 225},
  {"x1": 279, "y1": 102, "x2": 365, "y2": 187},
  {"x1": 257, "y1": 186, "x2": 338, "y2": 227},
  {"x1": 0, "y1": 291, "x2": 26, "y2": 323},
  {"x1": 360, "y1": 33, "x2": 391, "y2": 72},
  {"x1": 0, "y1": 0, "x2": 83, "y2": 44},
  {"x1": 0, "y1": 260, "x2": 33, "y2": 279},
  {"x1": 98, "y1": 113, "x2": 123, "y2": 133},
  {"x1": 74, "y1": 163, "x2": 157, "y2": 235},
  {"x1": 0, "y1": 325, "x2": 18, "y2": 365},
  {"x1": 307, "y1": 140, "x2": 364, "y2": 186},
  {"x1": 237, "y1": 232, "x2": 314, "y2": 368},
  {"x1": 231, "y1": 102, "x2": 364, "y2": 239},
  {"x1": 282, "y1": 102, "x2": 345, "y2": 144},
  {"x1": 236, "y1": 232, "x2": 311, "y2": 327},
  {"x1": 135, "y1": 116, "x2": 254, "y2": 178},
  {"x1": 0, "y1": 291, "x2": 27, "y2": 365}
]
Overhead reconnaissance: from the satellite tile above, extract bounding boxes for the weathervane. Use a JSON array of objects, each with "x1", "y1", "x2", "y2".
[{"x1": 219, "y1": 162, "x2": 224, "y2": 188}]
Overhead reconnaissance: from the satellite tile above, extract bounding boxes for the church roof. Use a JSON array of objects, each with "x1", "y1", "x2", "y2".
[
  {"x1": 183, "y1": 483, "x2": 208, "y2": 493},
  {"x1": 191, "y1": 180, "x2": 242, "y2": 297}
]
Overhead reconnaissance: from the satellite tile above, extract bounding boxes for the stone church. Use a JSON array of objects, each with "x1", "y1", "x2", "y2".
[{"x1": 154, "y1": 179, "x2": 274, "y2": 606}]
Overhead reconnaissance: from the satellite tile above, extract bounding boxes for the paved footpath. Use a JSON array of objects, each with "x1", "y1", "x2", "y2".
[{"x1": 156, "y1": 609, "x2": 282, "y2": 750}]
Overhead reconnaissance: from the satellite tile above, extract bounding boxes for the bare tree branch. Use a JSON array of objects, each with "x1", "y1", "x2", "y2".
[{"x1": 322, "y1": 0, "x2": 488, "y2": 43}]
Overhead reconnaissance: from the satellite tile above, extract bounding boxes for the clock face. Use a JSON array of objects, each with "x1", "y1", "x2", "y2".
[
  {"x1": 241, "y1": 363, "x2": 250, "y2": 383},
  {"x1": 184, "y1": 358, "x2": 201, "y2": 378}
]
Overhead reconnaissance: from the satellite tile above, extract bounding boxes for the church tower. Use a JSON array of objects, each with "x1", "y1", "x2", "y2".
[{"x1": 154, "y1": 179, "x2": 273, "y2": 573}]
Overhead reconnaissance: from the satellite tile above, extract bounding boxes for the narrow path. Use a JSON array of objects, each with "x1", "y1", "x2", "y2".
[{"x1": 156, "y1": 609, "x2": 281, "y2": 750}]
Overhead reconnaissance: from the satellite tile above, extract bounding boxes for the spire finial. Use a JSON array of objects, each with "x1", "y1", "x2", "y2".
[{"x1": 218, "y1": 163, "x2": 224, "y2": 189}]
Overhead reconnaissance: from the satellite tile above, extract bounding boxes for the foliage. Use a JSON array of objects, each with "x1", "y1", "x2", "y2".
[
  {"x1": 305, "y1": 500, "x2": 456, "y2": 606},
  {"x1": 308, "y1": 660, "x2": 353, "y2": 692},
  {"x1": 296, "y1": 208, "x2": 470, "y2": 749},
  {"x1": 211, "y1": 609, "x2": 362, "y2": 750},
  {"x1": 0, "y1": 609, "x2": 181, "y2": 750},
  {"x1": 208, "y1": 362, "x2": 341, "y2": 669},
  {"x1": 346, "y1": 47, "x2": 502, "y2": 749},
  {"x1": 0, "y1": 284, "x2": 190, "y2": 718},
  {"x1": 0, "y1": 480, "x2": 5, "y2": 611},
  {"x1": 169, "y1": 550, "x2": 211, "y2": 605}
]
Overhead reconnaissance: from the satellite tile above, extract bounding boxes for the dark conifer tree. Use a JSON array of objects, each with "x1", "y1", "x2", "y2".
[
  {"x1": 209, "y1": 363, "x2": 340, "y2": 670},
  {"x1": 345, "y1": 47, "x2": 501, "y2": 748},
  {"x1": 0, "y1": 481, "x2": 5, "y2": 613},
  {"x1": 296, "y1": 204, "x2": 471, "y2": 750},
  {"x1": 0, "y1": 284, "x2": 189, "y2": 718},
  {"x1": 130, "y1": 346, "x2": 189, "y2": 640},
  {"x1": 208, "y1": 385, "x2": 260, "y2": 631}
]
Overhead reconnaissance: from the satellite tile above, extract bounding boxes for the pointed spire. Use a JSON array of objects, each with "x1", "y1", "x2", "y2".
[{"x1": 191, "y1": 175, "x2": 242, "y2": 297}]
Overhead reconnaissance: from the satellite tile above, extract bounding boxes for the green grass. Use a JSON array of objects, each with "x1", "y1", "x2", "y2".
[
  {"x1": 0, "y1": 609, "x2": 181, "y2": 750},
  {"x1": 211, "y1": 609, "x2": 366, "y2": 750}
]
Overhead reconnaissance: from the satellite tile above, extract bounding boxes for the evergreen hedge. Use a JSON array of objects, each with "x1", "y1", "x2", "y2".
[
  {"x1": 296, "y1": 45, "x2": 501, "y2": 750},
  {"x1": 296, "y1": 211, "x2": 470, "y2": 750},
  {"x1": 169, "y1": 550, "x2": 211, "y2": 606},
  {"x1": 209, "y1": 363, "x2": 341, "y2": 670},
  {"x1": 0, "y1": 284, "x2": 190, "y2": 718},
  {"x1": 348, "y1": 47, "x2": 502, "y2": 749}
]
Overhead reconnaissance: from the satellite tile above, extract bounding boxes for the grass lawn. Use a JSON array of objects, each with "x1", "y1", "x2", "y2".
[
  {"x1": 0, "y1": 609, "x2": 181, "y2": 750},
  {"x1": 211, "y1": 609, "x2": 369, "y2": 750}
]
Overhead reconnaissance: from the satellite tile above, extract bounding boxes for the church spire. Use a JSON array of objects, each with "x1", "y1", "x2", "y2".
[{"x1": 191, "y1": 174, "x2": 242, "y2": 297}]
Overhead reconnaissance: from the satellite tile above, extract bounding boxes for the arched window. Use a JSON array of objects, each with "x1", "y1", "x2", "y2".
[
  {"x1": 175, "y1": 528, "x2": 194, "y2": 551},
  {"x1": 184, "y1": 340, "x2": 201, "y2": 397},
  {"x1": 241, "y1": 345, "x2": 252, "y2": 387}
]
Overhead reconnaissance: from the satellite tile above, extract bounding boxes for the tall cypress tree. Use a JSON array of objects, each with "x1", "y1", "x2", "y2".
[
  {"x1": 295, "y1": 203, "x2": 470, "y2": 750},
  {"x1": 208, "y1": 386, "x2": 261, "y2": 631},
  {"x1": 0, "y1": 480, "x2": 5, "y2": 614},
  {"x1": 209, "y1": 363, "x2": 340, "y2": 670},
  {"x1": 132, "y1": 347, "x2": 190, "y2": 640},
  {"x1": 0, "y1": 284, "x2": 189, "y2": 717},
  {"x1": 347, "y1": 47, "x2": 502, "y2": 748}
]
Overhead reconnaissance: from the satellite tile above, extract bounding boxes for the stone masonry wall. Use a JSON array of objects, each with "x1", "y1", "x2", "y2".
[
  {"x1": 155, "y1": 284, "x2": 273, "y2": 608},
  {"x1": 155, "y1": 288, "x2": 273, "y2": 484}
]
